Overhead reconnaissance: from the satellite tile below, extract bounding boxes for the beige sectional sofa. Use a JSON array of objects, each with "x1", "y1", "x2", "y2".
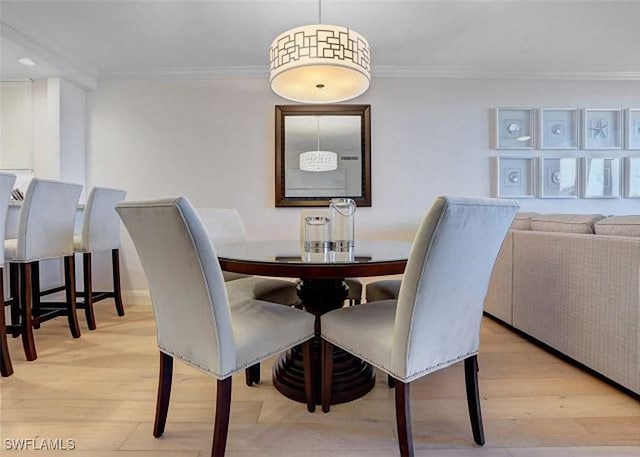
[{"x1": 484, "y1": 213, "x2": 640, "y2": 395}]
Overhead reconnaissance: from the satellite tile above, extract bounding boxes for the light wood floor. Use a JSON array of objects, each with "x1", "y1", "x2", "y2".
[{"x1": 1, "y1": 304, "x2": 639, "y2": 457}]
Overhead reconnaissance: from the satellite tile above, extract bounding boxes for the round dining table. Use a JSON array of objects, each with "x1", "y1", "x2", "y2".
[{"x1": 216, "y1": 240, "x2": 412, "y2": 406}]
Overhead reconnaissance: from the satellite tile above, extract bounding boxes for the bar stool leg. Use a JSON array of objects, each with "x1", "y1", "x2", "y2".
[
  {"x1": 31, "y1": 262, "x2": 41, "y2": 329},
  {"x1": 19, "y1": 263, "x2": 37, "y2": 361},
  {"x1": 64, "y1": 256, "x2": 81, "y2": 339},
  {"x1": 82, "y1": 253, "x2": 96, "y2": 330},
  {"x1": 9, "y1": 264, "x2": 20, "y2": 338},
  {"x1": 112, "y1": 249, "x2": 125, "y2": 317},
  {"x1": 0, "y1": 270, "x2": 14, "y2": 377}
]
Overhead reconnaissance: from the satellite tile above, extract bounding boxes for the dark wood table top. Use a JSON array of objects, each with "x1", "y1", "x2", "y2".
[{"x1": 217, "y1": 240, "x2": 411, "y2": 279}]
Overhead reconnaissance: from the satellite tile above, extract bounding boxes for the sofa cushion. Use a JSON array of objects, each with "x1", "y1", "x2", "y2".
[
  {"x1": 595, "y1": 216, "x2": 640, "y2": 237},
  {"x1": 530, "y1": 214, "x2": 605, "y2": 234},
  {"x1": 511, "y1": 212, "x2": 539, "y2": 231}
]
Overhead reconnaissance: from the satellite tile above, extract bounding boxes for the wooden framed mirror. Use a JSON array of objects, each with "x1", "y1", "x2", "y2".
[{"x1": 275, "y1": 104, "x2": 371, "y2": 207}]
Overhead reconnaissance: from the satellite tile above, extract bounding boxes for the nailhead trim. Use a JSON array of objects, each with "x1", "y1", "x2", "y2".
[
  {"x1": 159, "y1": 331, "x2": 315, "y2": 380},
  {"x1": 321, "y1": 334, "x2": 476, "y2": 382}
]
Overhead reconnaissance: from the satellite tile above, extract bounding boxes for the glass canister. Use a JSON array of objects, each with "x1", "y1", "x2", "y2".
[
  {"x1": 329, "y1": 198, "x2": 356, "y2": 254},
  {"x1": 303, "y1": 216, "x2": 331, "y2": 262}
]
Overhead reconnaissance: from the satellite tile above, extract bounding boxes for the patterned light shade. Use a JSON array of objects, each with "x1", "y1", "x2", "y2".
[
  {"x1": 299, "y1": 150, "x2": 338, "y2": 172},
  {"x1": 269, "y1": 24, "x2": 371, "y2": 103}
]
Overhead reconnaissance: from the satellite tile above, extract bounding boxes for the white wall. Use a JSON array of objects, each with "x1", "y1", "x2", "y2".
[
  {"x1": 59, "y1": 78, "x2": 87, "y2": 195},
  {"x1": 0, "y1": 81, "x2": 32, "y2": 170},
  {"x1": 36, "y1": 78, "x2": 87, "y2": 190},
  {"x1": 32, "y1": 79, "x2": 56, "y2": 178},
  {"x1": 87, "y1": 77, "x2": 640, "y2": 295}
]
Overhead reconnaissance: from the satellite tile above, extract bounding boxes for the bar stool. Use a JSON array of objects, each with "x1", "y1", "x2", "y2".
[
  {"x1": 4, "y1": 178, "x2": 83, "y2": 361},
  {"x1": 0, "y1": 172, "x2": 17, "y2": 377},
  {"x1": 73, "y1": 187, "x2": 127, "y2": 330}
]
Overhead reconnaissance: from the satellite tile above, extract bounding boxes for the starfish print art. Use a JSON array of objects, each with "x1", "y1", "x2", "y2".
[{"x1": 589, "y1": 120, "x2": 609, "y2": 139}]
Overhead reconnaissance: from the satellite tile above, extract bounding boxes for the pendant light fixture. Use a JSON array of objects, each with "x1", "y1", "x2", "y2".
[
  {"x1": 269, "y1": 0, "x2": 371, "y2": 104},
  {"x1": 299, "y1": 116, "x2": 338, "y2": 172}
]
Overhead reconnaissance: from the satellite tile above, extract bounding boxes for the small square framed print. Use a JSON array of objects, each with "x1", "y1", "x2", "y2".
[
  {"x1": 583, "y1": 109, "x2": 622, "y2": 149},
  {"x1": 539, "y1": 108, "x2": 579, "y2": 149},
  {"x1": 625, "y1": 156, "x2": 640, "y2": 198},
  {"x1": 626, "y1": 109, "x2": 640, "y2": 150},
  {"x1": 538, "y1": 157, "x2": 579, "y2": 198},
  {"x1": 491, "y1": 156, "x2": 535, "y2": 198},
  {"x1": 582, "y1": 157, "x2": 622, "y2": 199},
  {"x1": 492, "y1": 107, "x2": 535, "y2": 149}
]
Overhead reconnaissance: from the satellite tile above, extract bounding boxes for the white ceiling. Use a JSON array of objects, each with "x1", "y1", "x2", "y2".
[{"x1": 1, "y1": 0, "x2": 639, "y2": 88}]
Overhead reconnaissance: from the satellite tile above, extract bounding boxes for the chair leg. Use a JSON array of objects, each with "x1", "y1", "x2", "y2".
[
  {"x1": 64, "y1": 256, "x2": 81, "y2": 339},
  {"x1": 321, "y1": 339, "x2": 333, "y2": 413},
  {"x1": 19, "y1": 263, "x2": 36, "y2": 361},
  {"x1": 211, "y1": 377, "x2": 232, "y2": 457},
  {"x1": 0, "y1": 270, "x2": 14, "y2": 377},
  {"x1": 464, "y1": 355, "x2": 485, "y2": 445},
  {"x1": 30, "y1": 262, "x2": 40, "y2": 329},
  {"x1": 303, "y1": 340, "x2": 315, "y2": 413},
  {"x1": 387, "y1": 374, "x2": 396, "y2": 388},
  {"x1": 82, "y1": 253, "x2": 97, "y2": 330},
  {"x1": 153, "y1": 351, "x2": 173, "y2": 438},
  {"x1": 112, "y1": 249, "x2": 125, "y2": 317},
  {"x1": 251, "y1": 363, "x2": 260, "y2": 384},
  {"x1": 395, "y1": 380, "x2": 414, "y2": 457},
  {"x1": 9, "y1": 264, "x2": 20, "y2": 337},
  {"x1": 245, "y1": 363, "x2": 260, "y2": 387}
]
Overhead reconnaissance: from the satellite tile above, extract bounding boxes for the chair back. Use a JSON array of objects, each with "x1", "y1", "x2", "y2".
[
  {"x1": 80, "y1": 187, "x2": 127, "y2": 252},
  {"x1": 0, "y1": 173, "x2": 17, "y2": 265},
  {"x1": 16, "y1": 179, "x2": 82, "y2": 261},
  {"x1": 391, "y1": 196, "x2": 518, "y2": 380},
  {"x1": 116, "y1": 198, "x2": 236, "y2": 378},
  {"x1": 196, "y1": 208, "x2": 247, "y2": 245}
]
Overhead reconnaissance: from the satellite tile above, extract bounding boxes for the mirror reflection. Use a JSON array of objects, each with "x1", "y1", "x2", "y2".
[{"x1": 285, "y1": 115, "x2": 362, "y2": 198}]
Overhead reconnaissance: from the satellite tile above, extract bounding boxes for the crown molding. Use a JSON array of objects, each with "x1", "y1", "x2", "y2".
[
  {"x1": 101, "y1": 65, "x2": 640, "y2": 82},
  {"x1": 102, "y1": 66, "x2": 269, "y2": 80},
  {"x1": 372, "y1": 66, "x2": 640, "y2": 81},
  {"x1": 1, "y1": 21, "x2": 99, "y2": 90}
]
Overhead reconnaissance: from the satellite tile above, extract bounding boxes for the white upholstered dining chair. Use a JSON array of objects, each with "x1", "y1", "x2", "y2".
[
  {"x1": 116, "y1": 198, "x2": 316, "y2": 457},
  {"x1": 365, "y1": 279, "x2": 401, "y2": 302},
  {"x1": 320, "y1": 196, "x2": 518, "y2": 456},
  {"x1": 0, "y1": 172, "x2": 17, "y2": 377},
  {"x1": 5, "y1": 178, "x2": 83, "y2": 362},
  {"x1": 196, "y1": 208, "x2": 299, "y2": 304},
  {"x1": 196, "y1": 207, "x2": 303, "y2": 386},
  {"x1": 74, "y1": 187, "x2": 127, "y2": 330}
]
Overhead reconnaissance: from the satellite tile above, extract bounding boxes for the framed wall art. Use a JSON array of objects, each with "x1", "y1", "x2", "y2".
[
  {"x1": 625, "y1": 156, "x2": 640, "y2": 198},
  {"x1": 539, "y1": 108, "x2": 579, "y2": 149},
  {"x1": 491, "y1": 156, "x2": 535, "y2": 198},
  {"x1": 582, "y1": 157, "x2": 622, "y2": 199},
  {"x1": 538, "y1": 157, "x2": 579, "y2": 198},
  {"x1": 583, "y1": 109, "x2": 622, "y2": 150},
  {"x1": 492, "y1": 107, "x2": 535, "y2": 149},
  {"x1": 626, "y1": 109, "x2": 640, "y2": 150}
]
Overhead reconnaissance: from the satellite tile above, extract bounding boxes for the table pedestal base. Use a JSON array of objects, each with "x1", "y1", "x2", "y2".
[{"x1": 272, "y1": 279, "x2": 376, "y2": 405}]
